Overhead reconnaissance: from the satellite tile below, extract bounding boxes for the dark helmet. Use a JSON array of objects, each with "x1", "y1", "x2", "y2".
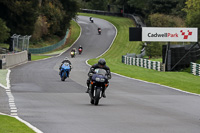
[
  {"x1": 64, "y1": 57, "x2": 68, "y2": 60},
  {"x1": 98, "y1": 58, "x2": 106, "y2": 66}
]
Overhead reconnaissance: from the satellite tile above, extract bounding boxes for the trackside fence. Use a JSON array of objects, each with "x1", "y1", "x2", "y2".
[
  {"x1": 29, "y1": 30, "x2": 69, "y2": 54},
  {"x1": 122, "y1": 55, "x2": 162, "y2": 71},
  {"x1": 191, "y1": 62, "x2": 200, "y2": 76}
]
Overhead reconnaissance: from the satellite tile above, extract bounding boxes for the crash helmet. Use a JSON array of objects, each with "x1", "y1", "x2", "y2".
[
  {"x1": 98, "y1": 58, "x2": 106, "y2": 66},
  {"x1": 64, "y1": 57, "x2": 68, "y2": 61}
]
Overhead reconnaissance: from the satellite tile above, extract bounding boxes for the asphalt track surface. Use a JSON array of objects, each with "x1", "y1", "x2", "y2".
[{"x1": 7, "y1": 16, "x2": 200, "y2": 133}]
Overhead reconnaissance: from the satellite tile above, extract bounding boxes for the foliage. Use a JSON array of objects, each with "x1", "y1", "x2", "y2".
[
  {"x1": 0, "y1": 18, "x2": 10, "y2": 43},
  {"x1": 171, "y1": 0, "x2": 187, "y2": 18},
  {"x1": 32, "y1": 16, "x2": 49, "y2": 40},
  {"x1": 88, "y1": 0, "x2": 108, "y2": 11},
  {"x1": 126, "y1": 0, "x2": 187, "y2": 23},
  {"x1": 0, "y1": 0, "x2": 38, "y2": 36},
  {"x1": 148, "y1": 13, "x2": 185, "y2": 27},
  {"x1": 145, "y1": 42, "x2": 162, "y2": 58},
  {"x1": 0, "y1": 0, "x2": 79, "y2": 44},
  {"x1": 40, "y1": 1, "x2": 64, "y2": 36},
  {"x1": 59, "y1": 0, "x2": 80, "y2": 36},
  {"x1": 183, "y1": 0, "x2": 200, "y2": 41}
]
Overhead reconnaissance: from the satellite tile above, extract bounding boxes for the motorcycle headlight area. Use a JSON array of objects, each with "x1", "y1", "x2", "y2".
[{"x1": 95, "y1": 77, "x2": 105, "y2": 82}]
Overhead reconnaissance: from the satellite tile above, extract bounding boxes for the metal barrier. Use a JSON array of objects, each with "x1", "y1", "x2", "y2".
[
  {"x1": 11, "y1": 34, "x2": 31, "y2": 52},
  {"x1": 29, "y1": 30, "x2": 69, "y2": 54}
]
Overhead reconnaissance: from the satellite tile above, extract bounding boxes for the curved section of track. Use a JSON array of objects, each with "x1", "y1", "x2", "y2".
[{"x1": 10, "y1": 16, "x2": 200, "y2": 133}]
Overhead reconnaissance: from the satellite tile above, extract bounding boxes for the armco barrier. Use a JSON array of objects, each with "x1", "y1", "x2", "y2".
[
  {"x1": 29, "y1": 30, "x2": 69, "y2": 54},
  {"x1": 122, "y1": 55, "x2": 162, "y2": 71},
  {"x1": 191, "y1": 62, "x2": 200, "y2": 76}
]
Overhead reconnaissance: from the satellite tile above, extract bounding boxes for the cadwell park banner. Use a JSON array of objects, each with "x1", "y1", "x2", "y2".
[{"x1": 142, "y1": 27, "x2": 198, "y2": 42}]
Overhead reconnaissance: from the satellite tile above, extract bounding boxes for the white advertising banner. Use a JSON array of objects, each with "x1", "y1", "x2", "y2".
[{"x1": 142, "y1": 27, "x2": 198, "y2": 42}]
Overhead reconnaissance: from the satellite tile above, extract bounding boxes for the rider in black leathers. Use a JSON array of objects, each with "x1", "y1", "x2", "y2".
[
  {"x1": 86, "y1": 58, "x2": 111, "y2": 98},
  {"x1": 97, "y1": 27, "x2": 101, "y2": 34}
]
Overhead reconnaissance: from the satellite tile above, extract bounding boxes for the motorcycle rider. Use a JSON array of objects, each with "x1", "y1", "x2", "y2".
[
  {"x1": 59, "y1": 57, "x2": 72, "y2": 76},
  {"x1": 71, "y1": 48, "x2": 76, "y2": 57},
  {"x1": 71, "y1": 48, "x2": 76, "y2": 53},
  {"x1": 86, "y1": 58, "x2": 111, "y2": 98},
  {"x1": 89, "y1": 16, "x2": 93, "y2": 23},
  {"x1": 78, "y1": 45, "x2": 83, "y2": 54},
  {"x1": 78, "y1": 45, "x2": 83, "y2": 50},
  {"x1": 97, "y1": 27, "x2": 101, "y2": 34}
]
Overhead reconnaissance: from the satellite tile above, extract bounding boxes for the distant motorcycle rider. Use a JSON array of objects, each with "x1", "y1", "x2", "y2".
[
  {"x1": 78, "y1": 45, "x2": 83, "y2": 50},
  {"x1": 59, "y1": 57, "x2": 72, "y2": 75},
  {"x1": 86, "y1": 58, "x2": 111, "y2": 98},
  {"x1": 71, "y1": 48, "x2": 76, "y2": 53},
  {"x1": 89, "y1": 16, "x2": 93, "y2": 23},
  {"x1": 97, "y1": 27, "x2": 101, "y2": 34}
]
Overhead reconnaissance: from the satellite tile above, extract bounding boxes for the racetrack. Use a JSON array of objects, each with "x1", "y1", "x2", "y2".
[{"x1": 9, "y1": 16, "x2": 200, "y2": 133}]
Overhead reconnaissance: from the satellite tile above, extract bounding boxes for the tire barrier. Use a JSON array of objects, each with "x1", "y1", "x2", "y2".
[
  {"x1": 191, "y1": 62, "x2": 200, "y2": 76},
  {"x1": 122, "y1": 55, "x2": 162, "y2": 71}
]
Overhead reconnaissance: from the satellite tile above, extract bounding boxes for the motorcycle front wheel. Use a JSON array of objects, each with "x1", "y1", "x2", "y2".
[
  {"x1": 94, "y1": 89, "x2": 101, "y2": 105},
  {"x1": 61, "y1": 71, "x2": 67, "y2": 81}
]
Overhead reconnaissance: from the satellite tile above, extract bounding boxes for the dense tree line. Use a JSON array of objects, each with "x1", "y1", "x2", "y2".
[{"x1": 0, "y1": 0, "x2": 79, "y2": 43}]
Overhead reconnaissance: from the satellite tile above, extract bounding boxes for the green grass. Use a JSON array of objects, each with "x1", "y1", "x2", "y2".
[
  {"x1": 0, "y1": 43, "x2": 9, "y2": 49},
  {"x1": 32, "y1": 20, "x2": 80, "y2": 61},
  {"x1": 31, "y1": 55, "x2": 51, "y2": 61},
  {"x1": 80, "y1": 13, "x2": 200, "y2": 94},
  {"x1": 0, "y1": 115, "x2": 35, "y2": 133},
  {"x1": 0, "y1": 69, "x2": 8, "y2": 87}
]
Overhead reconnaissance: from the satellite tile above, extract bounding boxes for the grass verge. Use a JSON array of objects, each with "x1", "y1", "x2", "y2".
[
  {"x1": 31, "y1": 20, "x2": 80, "y2": 61},
  {"x1": 0, "y1": 70, "x2": 7, "y2": 87},
  {"x1": 80, "y1": 13, "x2": 200, "y2": 94},
  {"x1": 0, "y1": 115, "x2": 35, "y2": 133}
]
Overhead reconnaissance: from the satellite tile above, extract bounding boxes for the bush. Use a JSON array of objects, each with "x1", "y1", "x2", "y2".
[
  {"x1": 148, "y1": 13, "x2": 185, "y2": 27},
  {"x1": 0, "y1": 18, "x2": 10, "y2": 43},
  {"x1": 145, "y1": 42, "x2": 162, "y2": 58}
]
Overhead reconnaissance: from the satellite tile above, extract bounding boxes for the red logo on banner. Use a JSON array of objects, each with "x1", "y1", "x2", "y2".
[{"x1": 180, "y1": 30, "x2": 192, "y2": 39}]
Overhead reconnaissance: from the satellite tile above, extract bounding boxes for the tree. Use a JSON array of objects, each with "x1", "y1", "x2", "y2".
[
  {"x1": 0, "y1": 0, "x2": 38, "y2": 36},
  {"x1": 0, "y1": 18, "x2": 10, "y2": 43},
  {"x1": 32, "y1": 0, "x2": 79, "y2": 40},
  {"x1": 148, "y1": 13, "x2": 185, "y2": 27},
  {"x1": 59, "y1": 0, "x2": 80, "y2": 35},
  {"x1": 88, "y1": 0, "x2": 108, "y2": 11},
  {"x1": 183, "y1": 0, "x2": 200, "y2": 41}
]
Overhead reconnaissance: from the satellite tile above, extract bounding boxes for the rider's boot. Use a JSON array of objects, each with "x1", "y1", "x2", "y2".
[
  {"x1": 86, "y1": 80, "x2": 90, "y2": 93},
  {"x1": 102, "y1": 89, "x2": 106, "y2": 98},
  {"x1": 85, "y1": 88, "x2": 89, "y2": 93}
]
